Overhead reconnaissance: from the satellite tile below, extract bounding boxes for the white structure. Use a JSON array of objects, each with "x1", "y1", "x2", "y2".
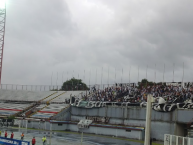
[
  {"x1": 78, "y1": 119, "x2": 92, "y2": 128},
  {"x1": 144, "y1": 94, "x2": 154, "y2": 145},
  {"x1": 164, "y1": 134, "x2": 193, "y2": 145}
]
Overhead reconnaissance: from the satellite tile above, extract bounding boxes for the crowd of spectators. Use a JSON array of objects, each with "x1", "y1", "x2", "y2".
[{"x1": 81, "y1": 83, "x2": 193, "y2": 103}]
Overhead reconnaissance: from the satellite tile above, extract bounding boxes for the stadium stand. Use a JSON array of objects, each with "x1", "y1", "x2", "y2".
[
  {"x1": 0, "y1": 102, "x2": 31, "y2": 116},
  {"x1": 30, "y1": 104, "x2": 69, "y2": 119},
  {"x1": 42, "y1": 91, "x2": 65, "y2": 102},
  {"x1": 0, "y1": 90, "x2": 55, "y2": 101},
  {"x1": 51, "y1": 91, "x2": 85, "y2": 103},
  {"x1": 0, "y1": 89, "x2": 87, "y2": 119}
]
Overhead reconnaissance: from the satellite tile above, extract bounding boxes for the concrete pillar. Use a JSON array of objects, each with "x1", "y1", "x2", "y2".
[{"x1": 144, "y1": 94, "x2": 154, "y2": 145}]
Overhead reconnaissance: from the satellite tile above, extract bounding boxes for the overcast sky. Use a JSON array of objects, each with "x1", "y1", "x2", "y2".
[{"x1": 2, "y1": 0, "x2": 193, "y2": 86}]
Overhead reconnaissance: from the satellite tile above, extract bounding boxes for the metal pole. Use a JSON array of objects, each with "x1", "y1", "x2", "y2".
[
  {"x1": 26, "y1": 120, "x2": 27, "y2": 133},
  {"x1": 108, "y1": 67, "x2": 109, "y2": 86},
  {"x1": 81, "y1": 132, "x2": 83, "y2": 145},
  {"x1": 62, "y1": 71, "x2": 64, "y2": 85},
  {"x1": 138, "y1": 66, "x2": 139, "y2": 83},
  {"x1": 49, "y1": 123, "x2": 52, "y2": 145},
  {"x1": 56, "y1": 72, "x2": 58, "y2": 88},
  {"x1": 155, "y1": 64, "x2": 156, "y2": 83},
  {"x1": 67, "y1": 71, "x2": 68, "y2": 81},
  {"x1": 129, "y1": 66, "x2": 131, "y2": 84},
  {"x1": 19, "y1": 120, "x2": 21, "y2": 133},
  {"x1": 95, "y1": 69, "x2": 97, "y2": 85},
  {"x1": 115, "y1": 68, "x2": 116, "y2": 83},
  {"x1": 146, "y1": 65, "x2": 148, "y2": 80},
  {"x1": 51, "y1": 72, "x2": 53, "y2": 86},
  {"x1": 182, "y1": 62, "x2": 184, "y2": 87},
  {"x1": 121, "y1": 68, "x2": 123, "y2": 84},
  {"x1": 173, "y1": 63, "x2": 175, "y2": 82},
  {"x1": 163, "y1": 64, "x2": 165, "y2": 84},
  {"x1": 101, "y1": 67, "x2": 103, "y2": 89},
  {"x1": 89, "y1": 69, "x2": 91, "y2": 87}
]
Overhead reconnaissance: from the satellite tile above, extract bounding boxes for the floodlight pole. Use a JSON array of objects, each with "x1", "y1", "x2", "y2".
[{"x1": 0, "y1": 3, "x2": 6, "y2": 85}]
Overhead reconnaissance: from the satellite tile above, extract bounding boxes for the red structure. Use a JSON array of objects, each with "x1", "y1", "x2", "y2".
[{"x1": 0, "y1": 4, "x2": 6, "y2": 84}]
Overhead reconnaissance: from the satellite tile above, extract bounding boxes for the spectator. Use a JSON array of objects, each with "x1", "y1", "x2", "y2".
[
  {"x1": 32, "y1": 137, "x2": 36, "y2": 145},
  {"x1": 84, "y1": 83, "x2": 193, "y2": 104},
  {"x1": 42, "y1": 136, "x2": 46, "y2": 145},
  {"x1": 21, "y1": 132, "x2": 24, "y2": 140},
  {"x1": 4, "y1": 130, "x2": 7, "y2": 138},
  {"x1": 10, "y1": 132, "x2": 14, "y2": 139}
]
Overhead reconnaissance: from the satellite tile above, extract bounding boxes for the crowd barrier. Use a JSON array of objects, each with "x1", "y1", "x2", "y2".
[{"x1": 164, "y1": 134, "x2": 193, "y2": 145}]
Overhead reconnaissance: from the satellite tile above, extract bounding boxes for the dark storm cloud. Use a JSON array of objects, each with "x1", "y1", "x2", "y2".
[{"x1": 2, "y1": 0, "x2": 193, "y2": 85}]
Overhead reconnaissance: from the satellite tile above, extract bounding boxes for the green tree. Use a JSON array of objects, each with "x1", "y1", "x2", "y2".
[
  {"x1": 61, "y1": 77, "x2": 89, "y2": 91},
  {"x1": 138, "y1": 79, "x2": 154, "y2": 88}
]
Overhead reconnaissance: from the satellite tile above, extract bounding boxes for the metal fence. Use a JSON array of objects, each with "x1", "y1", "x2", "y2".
[
  {"x1": 0, "y1": 82, "x2": 192, "y2": 91},
  {"x1": 0, "y1": 83, "x2": 136, "y2": 91},
  {"x1": 164, "y1": 134, "x2": 193, "y2": 145}
]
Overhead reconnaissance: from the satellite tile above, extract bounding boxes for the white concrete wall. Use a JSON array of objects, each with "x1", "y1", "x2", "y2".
[{"x1": 51, "y1": 123, "x2": 143, "y2": 140}]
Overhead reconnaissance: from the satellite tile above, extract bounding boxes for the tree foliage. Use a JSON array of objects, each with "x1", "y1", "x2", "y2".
[
  {"x1": 138, "y1": 78, "x2": 154, "y2": 88},
  {"x1": 61, "y1": 77, "x2": 89, "y2": 91}
]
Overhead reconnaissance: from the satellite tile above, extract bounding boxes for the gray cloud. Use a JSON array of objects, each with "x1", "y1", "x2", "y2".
[{"x1": 2, "y1": 0, "x2": 193, "y2": 86}]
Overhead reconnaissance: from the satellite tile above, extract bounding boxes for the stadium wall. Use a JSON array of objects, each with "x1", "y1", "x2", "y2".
[
  {"x1": 20, "y1": 106, "x2": 192, "y2": 141},
  {"x1": 68, "y1": 106, "x2": 192, "y2": 141}
]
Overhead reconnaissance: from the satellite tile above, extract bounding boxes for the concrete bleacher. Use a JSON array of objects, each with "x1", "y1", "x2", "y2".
[
  {"x1": 0, "y1": 89, "x2": 56, "y2": 101},
  {"x1": 42, "y1": 91, "x2": 66, "y2": 102},
  {"x1": 51, "y1": 91, "x2": 86, "y2": 103},
  {"x1": 0, "y1": 102, "x2": 31, "y2": 116},
  {"x1": 0, "y1": 90, "x2": 86, "y2": 119},
  {"x1": 31, "y1": 104, "x2": 69, "y2": 119}
]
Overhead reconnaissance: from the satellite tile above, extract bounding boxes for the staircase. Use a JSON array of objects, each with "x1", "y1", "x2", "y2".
[
  {"x1": 40, "y1": 92, "x2": 57, "y2": 102},
  {"x1": 29, "y1": 92, "x2": 66, "y2": 118},
  {"x1": 47, "y1": 92, "x2": 66, "y2": 103}
]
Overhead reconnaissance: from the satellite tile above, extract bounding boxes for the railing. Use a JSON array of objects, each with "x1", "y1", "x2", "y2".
[
  {"x1": 164, "y1": 134, "x2": 193, "y2": 145},
  {"x1": 0, "y1": 84, "x2": 62, "y2": 91},
  {"x1": 0, "y1": 82, "x2": 192, "y2": 91},
  {"x1": 0, "y1": 83, "x2": 136, "y2": 91}
]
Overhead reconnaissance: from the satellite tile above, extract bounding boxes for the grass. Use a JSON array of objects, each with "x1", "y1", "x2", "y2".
[{"x1": 11, "y1": 126, "x2": 163, "y2": 145}]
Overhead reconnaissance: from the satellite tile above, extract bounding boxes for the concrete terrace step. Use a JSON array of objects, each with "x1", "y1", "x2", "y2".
[
  {"x1": 0, "y1": 89, "x2": 56, "y2": 102},
  {"x1": 48, "y1": 92, "x2": 66, "y2": 103}
]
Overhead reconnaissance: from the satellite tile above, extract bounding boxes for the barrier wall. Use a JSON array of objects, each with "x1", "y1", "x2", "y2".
[
  {"x1": 71, "y1": 106, "x2": 193, "y2": 124},
  {"x1": 69, "y1": 106, "x2": 193, "y2": 141},
  {"x1": 0, "y1": 136, "x2": 30, "y2": 145}
]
